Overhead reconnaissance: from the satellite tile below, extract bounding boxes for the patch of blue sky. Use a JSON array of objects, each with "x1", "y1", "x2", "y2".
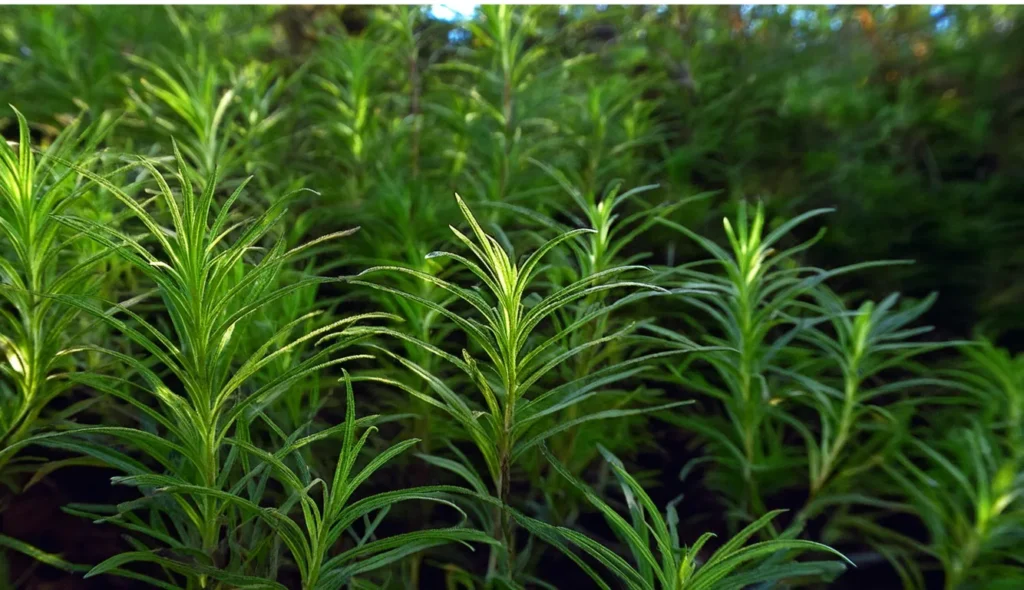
[{"x1": 429, "y1": 2, "x2": 477, "y2": 22}]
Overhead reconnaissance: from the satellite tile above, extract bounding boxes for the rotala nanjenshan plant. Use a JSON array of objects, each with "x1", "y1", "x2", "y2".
[
  {"x1": 0, "y1": 108, "x2": 119, "y2": 570},
  {"x1": 652, "y1": 202, "x2": 897, "y2": 520},
  {"x1": 787, "y1": 288, "x2": 946, "y2": 507},
  {"x1": 354, "y1": 194, "x2": 683, "y2": 584},
  {"x1": 518, "y1": 445, "x2": 852, "y2": 590},
  {"x1": 0, "y1": 109, "x2": 114, "y2": 473},
  {"x1": 880, "y1": 341, "x2": 1024, "y2": 589},
  {"x1": 30, "y1": 147, "x2": 424, "y2": 587}
]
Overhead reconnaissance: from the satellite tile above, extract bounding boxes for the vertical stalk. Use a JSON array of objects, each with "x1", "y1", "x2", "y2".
[
  {"x1": 404, "y1": 6, "x2": 421, "y2": 182},
  {"x1": 812, "y1": 307, "x2": 868, "y2": 499},
  {"x1": 409, "y1": 52, "x2": 421, "y2": 180},
  {"x1": 736, "y1": 269, "x2": 760, "y2": 491},
  {"x1": 496, "y1": 5, "x2": 514, "y2": 205},
  {"x1": 197, "y1": 406, "x2": 220, "y2": 587},
  {"x1": 496, "y1": 347, "x2": 517, "y2": 577},
  {"x1": 731, "y1": 219, "x2": 772, "y2": 523},
  {"x1": 812, "y1": 372, "x2": 858, "y2": 497}
]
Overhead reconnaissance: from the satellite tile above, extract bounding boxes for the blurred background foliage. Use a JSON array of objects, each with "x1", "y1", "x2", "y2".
[{"x1": 2, "y1": 4, "x2": 1020, "y2": 343}]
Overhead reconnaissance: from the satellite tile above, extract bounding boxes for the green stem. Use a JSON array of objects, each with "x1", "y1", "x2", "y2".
[
  {"x1": 812, "y1": 373, "x2": 858, "y2": 497},
  {"x1": 497, "y1": 406, "x2": 515, "y2": 576},
  {"x1": 197, "y1": 414, "x2": 220, "y2": 587}
]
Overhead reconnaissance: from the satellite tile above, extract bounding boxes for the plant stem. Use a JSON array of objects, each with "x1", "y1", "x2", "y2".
[
  {"x1": 812, "y1": 373, "x2": 858, "y2": 497},
  {"x1": 497, "y1": 399, "x2": 516, "y2": 576},
  {"x1": 736, "y1": 280, "x2": 765, "y2": 515},
  {"x1": 409, "y1": 52, "x2": 420, "y2": 179}
]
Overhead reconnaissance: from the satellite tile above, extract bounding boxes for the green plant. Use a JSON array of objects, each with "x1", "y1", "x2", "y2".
[
  {"x1": 521, "y1": 444, "x2": 851, "y2": 590},
  {"x1": 0, "y1": 7, "x2": 137, "y2": 120},
  {"x1": 877, "y1": 341, "x2": 1024, "y2": 589},
  {"x1": 307, "y1": 33, "x2": 391, "y2": 204},
  {"x1": 652, "y1": 202, "x2": 906, "y2": 522},
  {"x1": 85, "y1": 372, "x2": 496, "y2": 590},
  {"x1": 125, "y1": 37, "x2": 299, "y2": 192},
  {"x1": 491, "y1": 165, "x2": 710, "y2": 524},
  {"x1": 783, "y1": 288, "x2": 953, "y2": 512},
  {"x1": 0, "y1": 108, "x2": 117, "y2": 475},
  {"x1": 887, "y1": 424, "x2": 1024, "y2": 590},
  {"x1": 354, "y1": 194, "x2": 684, "y2": 583},
  {"x1": 0, "y1": 107, "x2": 121, "y2": 577},
  {"x1": 956, "y1": 340, "x2": 1024, "y2": 460},
  {"x1": 434, "y1": 5, "x2": 563, "y2": 207},
  {"x1": 17, "y1": 149, "x2": 402, "y2": 587}
]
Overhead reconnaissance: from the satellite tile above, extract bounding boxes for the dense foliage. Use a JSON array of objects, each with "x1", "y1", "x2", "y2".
[{"x1": 0, "y1": 5, "x2": 1021, "y2": 589}]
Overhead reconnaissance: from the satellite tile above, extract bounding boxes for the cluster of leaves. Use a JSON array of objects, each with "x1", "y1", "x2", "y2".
[{"x1": 0, "y1": 5, "x2": 1020, "y2": 590}]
